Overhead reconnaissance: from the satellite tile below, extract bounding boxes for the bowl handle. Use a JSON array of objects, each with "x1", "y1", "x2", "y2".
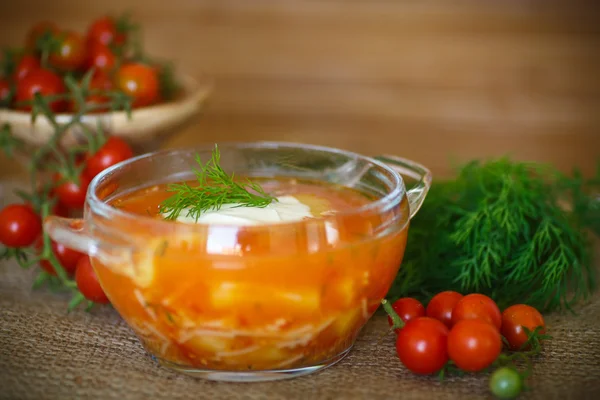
[
  {"x1": 374, "y1": 155, "x2": 432, "y2": 220},
  {"x1": 44, "y1": 216, "x2": 133, "y2": 266}
]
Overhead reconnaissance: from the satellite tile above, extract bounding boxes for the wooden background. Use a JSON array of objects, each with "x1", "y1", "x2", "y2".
[{"x1": 0, "y1": 0, "x2": 599, "y2": 179}]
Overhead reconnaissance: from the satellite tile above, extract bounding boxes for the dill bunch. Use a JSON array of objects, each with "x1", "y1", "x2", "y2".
[
  {"x1": 388, "y1": 157, "x2": 600, "y2": 312},
  {"x1": 159, "y1": 145, "x2": 276, "y2": 221}
]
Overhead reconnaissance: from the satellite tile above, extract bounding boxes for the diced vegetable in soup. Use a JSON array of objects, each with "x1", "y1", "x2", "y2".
[{"x1": 93, "y1": 176, "x2": 408, "y2": 371}]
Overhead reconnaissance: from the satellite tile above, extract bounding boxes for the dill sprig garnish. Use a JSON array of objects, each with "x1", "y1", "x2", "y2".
[
  {"x1": 159, "y1": 145, "x2": 277, "y2": 221},
  {"x1": 387, "y1": 157, "x2": 599, "y2": 313}
]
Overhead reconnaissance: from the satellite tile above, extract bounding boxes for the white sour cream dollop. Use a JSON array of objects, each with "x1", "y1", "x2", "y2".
[{"x1": 173, "y1": 195, "x2": 313, "y2": 226}]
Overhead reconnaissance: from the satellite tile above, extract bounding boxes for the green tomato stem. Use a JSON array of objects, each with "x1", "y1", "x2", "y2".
[{"x1": 381, "y1": 298, "x2": 405, "y2": 330}]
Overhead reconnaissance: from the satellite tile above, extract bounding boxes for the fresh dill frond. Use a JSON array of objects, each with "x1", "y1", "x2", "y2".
[
  {"x1": 387, "y1": 157, "x2": 599, "y2": 313},
  {"x1": 159, "y1": 145, "x2": 277, "y2": 221}
]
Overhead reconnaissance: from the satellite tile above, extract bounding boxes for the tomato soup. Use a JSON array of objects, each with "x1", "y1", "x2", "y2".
[{"x1": 92, "y1": 177, "x2": 408, "y2": 371}]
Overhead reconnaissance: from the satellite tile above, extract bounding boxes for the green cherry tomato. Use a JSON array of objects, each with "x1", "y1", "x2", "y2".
[{"x1": 489, "y1": 367, "x2": 522, "y2": 399}]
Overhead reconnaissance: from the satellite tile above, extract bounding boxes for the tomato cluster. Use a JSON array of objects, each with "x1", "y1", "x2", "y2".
[
  {"x1": 0, "y1": 135, "x2": 132, "y2": 304},
  {"x1": 387, "y1": 292, "x2": 546, "y2": 398},
  {"x1": 0, "y1": 16, "x2": 164, "y2": 113}
]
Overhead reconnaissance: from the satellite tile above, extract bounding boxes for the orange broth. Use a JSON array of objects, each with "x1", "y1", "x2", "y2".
[{"x1": 92, "y1": 177, "x2": 408, "y2": 371}]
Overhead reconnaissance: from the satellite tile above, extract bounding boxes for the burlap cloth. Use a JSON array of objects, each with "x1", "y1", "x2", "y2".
[{"x1": 1, "y1": 178, "x2": 600, "y2": 400}]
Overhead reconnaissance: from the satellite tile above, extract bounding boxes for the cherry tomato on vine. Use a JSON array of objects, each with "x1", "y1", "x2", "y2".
[
  {"x1": 426, "y1": 290, "x2": 463, "y2": 328},
  {"x1": 395, "y1": 317, "x2": 449, "y2": 375},
  {"x1": 451, "y1": 293, "x2": 502, "y2": 330},
  {"x1": 68, "y1": 72, "x2": 113, "y2": 113},
  {"x1": 387, "y1": 298, "x2": 425, "y2": 332},
  {"x1": 115, "y1": 62, "x2": 159, "y2": 108},
  {"x1": 36, "y1": 237, "x2": 83, "y2": 276},
  {"x1": 0, "y1": 204, "x2": 42, "y2": 248},
  {"x1": 54, "y1": 173, "x2": 90, "y2": 209},
  {"x1": 50, "y1": 201, "x2": 70, "y2": 218},
  {"x1": 49, "y1": 31, "x2": 87, "y2": 71},
  {"x1": 87, "y1": 43, "x2": 116, "y2": 73},
  {"x1": 489, "y1": 367, "x2": 523, "y2": 399},
  {"x1": 36, "y1": 239, "x2": 57, "y2": 276},
  {"x1": 447, "y1": 319, "x2": 502, "y2": 372},
  {"x1": 51, "y1": 241, "x2": 84, "y2": 275},
  {"x1": 25, "y1": 21, "x2": 59, "y2": 50},
  {"x1": 87, "y1": 16, "x2": 126, "y2": 47},
  {"x1": 15, "y1": 68, "x2": 66, "y2": 112},
  {"x1": 75, "y1": 256, "x2": 110, "y2": 304},
  {"x1": 84, "y1": 136, "x2": 134, "y2": 180},
  {"x1": 0, "y1": 79, "x2": 11, "y2": 106},
  {"x1": 25, "y1": 198, "x2": 69, "y2": 219},
  {"x1": 501, "y1": 304, "x2": 546, "y2": 351},
  {"x1": 14, "y1": 55, "x2": 41, "y2": 82}
]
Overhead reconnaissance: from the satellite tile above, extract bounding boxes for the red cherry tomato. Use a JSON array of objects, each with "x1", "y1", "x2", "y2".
[
  {"x1": 426, "y1": 291, "x2": 464, "y2": 328},
  {"x1": 0, "y1": 79, "x2": 11, "y2": 106},
  {"x1": 387, "y1": 297, "x2": 425, "y2": 331},
  {"x1": 54, "y1": 173, "x2": 90, "y2": 209},
  {"x1": 37, "y1": 241, "x2": 57, "y2": 276},
  {"x1": 87, "y1": 72, "x2": 113, "y2": 110},
  {"x1": 14, "y1": 55, "x2": 41, "y2": 82},
  {"x1": 49, "y1": 31, "x2": 87, "y2": 71},
  {"x1": 25, "y1": 198, "x2": 69, "y2": 218},
  {"x1": 15, "y1": 68, "x2": 66, "y2": 112},
  {"x1": 84, "y1": 136, "x2": 134, "y2": 179},
  {"x1": 447, "y1": 319, "x2": 502, "y2": 372},
  {"x1": 52, "y1": 241, "x2": 84, "y2": 275},
  {"x1": 68, "y1": 72, "x2": 113, "y2": 113},
  {"x1": 115, "y1": 62, "x2": 159, "y2": 108},
  {"x1": 75, "y1": 256, "x2": 110, "y2": 304},
  {"x1": 50, "y1": 201, "x2": 70, "y2": 217},
  {"x1": 87, "y1": 16, "x2": 125, "y2": 47},
  {"x1": 395, "y1": 317, "x2": 449, "y2": 375},
  {"x1": 501, "y1": 304, "x2": 546, "y2": 351},
  {"x1": 0, "y1": 204, "x2": 42, "y2": 247},
  {"x1": 25, "y1": 21, "x2": 59, "y2": 50},
  {"x1": 36, "y1": 237, "x2": 83, "y2": 275},
  {"x1": 87, "y1": 43, "x2": 116, "y2": 73},
  {"x1": 451, "y1": 293, "x2": 502, "y2": 330}
]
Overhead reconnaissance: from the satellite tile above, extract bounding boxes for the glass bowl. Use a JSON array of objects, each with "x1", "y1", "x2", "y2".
[{"x1": 45, "y1": 142, "x2": 431, "y2": 382}]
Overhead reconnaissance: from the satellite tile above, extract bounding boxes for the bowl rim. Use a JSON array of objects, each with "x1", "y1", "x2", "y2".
[{"x1": 88, "y1": 141, "x2": 408, "y2": 232}]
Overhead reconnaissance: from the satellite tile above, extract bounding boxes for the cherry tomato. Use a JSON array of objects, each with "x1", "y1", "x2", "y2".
[
  {"x1": 387, "y1": 297, "x2": 425, "y2": 331},
  {"x1": 90, "y1": 71, "x2": 114, "y2": 91},
  {"x1": 36, "y1": 237, "x2": 83, "y2": 275},
  {"x1": 75, "y1": 256, "x2": 110, "y2": 304},
  {"x1": 51, "y1": 201, "x2": 70, "y2": 217},
  {"x1": 37, "y1": 241, "x2": 57, "y2": 276},
  {"x1": 84, "y1": 136, "x2": 134, "y2": 180},
  {"x1": 68, "y1": 72, "x2": 113, "y2": 113},
  {"x1": 14, "y1": 55, "x2": 41, "y2": 81},
  {"x1": 0, "y1": 204, "x2": 42, "y2": 247},
  {"x1": 87, "y1": 43, "x2": 116, "y2": 73},
  {"x1": 87, "y1": 16, "x2": 125, "y2": 47},
  {"x1": 451, "y1": 293, "x2": 502, "y2": 330},
  {"x1": 25, "y1": 198, "x2": 69, "y2": 218},
  {"x1": 426, "y1": 291, "x2": 463, "y2": 328},
  {"x1": 501, "y1": 304, "x2": 546, "y2": 351},
  {"x1": 54, "y1": 173, "x2": 90, "y2": 209},
  {"x1": 0, "y1": 79, "x2": 11, "y2": 106},
  {"x1": 15, "y1": 68, "x2": 66, "y2": 112},
  {"x1": 395, "y1": 317, "x2": 449, "y2": 375},
  {"x1": 115, "y1": 62, "x2": 159, "y2": 108},
  {"x1": 489, "y1": 367, "x2": 523, "y2": 399},
  {"x1": 447, "y1": 319, "x2": 502, "y2": 372},
  {"x1": 25, "y1": 21, "x2": 59, "y2": 50},
  {"x1": 49, "y1": 31, "x2": 87, "y2": 71}
]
